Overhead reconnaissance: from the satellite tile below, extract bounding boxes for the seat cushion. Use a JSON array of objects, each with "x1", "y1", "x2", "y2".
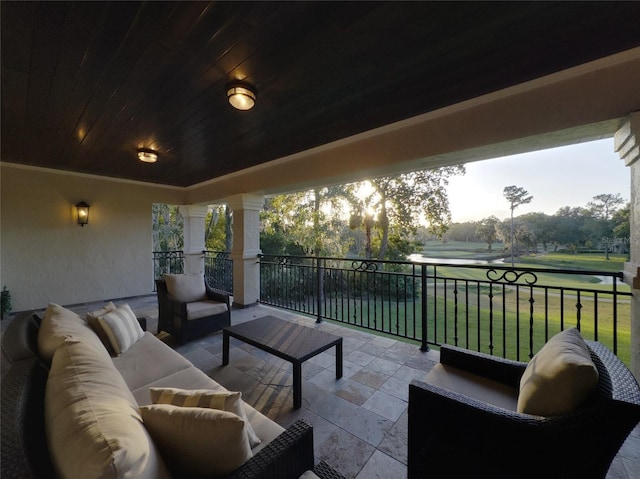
[
  {"x1": 111, "y1": 332, "x2": 193, "y2": 392},
  {"x1": 517, "y1": 327, "x2": 599, "y2": 416},
  {"x1": 186, "y1": 300, "x2": 228, "y2": 320},
  {"x1": 163, "y1": 273, "x2": 207, "y2": 303},
  {"x1": 424, "y1": 363, "x2": 519, "y2": 411}
]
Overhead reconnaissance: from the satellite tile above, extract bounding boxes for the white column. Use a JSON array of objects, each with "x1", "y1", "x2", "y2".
[
  {"x1": 614, "y1": 111, "x2": 640, "y2": 380},
  {"x1": 179, "y1": 205, "x2": 208, "y2": 275},
  {"x1": 226, "y1": 194, "x2": 264, "y2": 306}
]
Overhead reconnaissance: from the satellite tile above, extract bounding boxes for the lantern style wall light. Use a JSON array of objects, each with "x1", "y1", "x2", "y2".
[
  {"x1": 75, "y1": 201, "x2": 90, "y2": 227},
  {"x1": 227, "y1": 81, "x2": 256, "y2": 110}
]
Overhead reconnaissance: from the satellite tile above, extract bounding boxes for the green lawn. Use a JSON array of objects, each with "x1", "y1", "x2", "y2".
[
  {"x1": 322, "y1": 250, "x2": 632, "y2": 364},
  {"x1": 272, "y1": 248, "x2": 633, "y2": 365},
  {"x1": 322, "y1": 291, "x2": 631, "y2": 365}
]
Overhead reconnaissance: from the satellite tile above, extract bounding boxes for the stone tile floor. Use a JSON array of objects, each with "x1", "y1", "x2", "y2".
[{"x1": 3, "y1": 295, "x2": 639, "y2": 478}]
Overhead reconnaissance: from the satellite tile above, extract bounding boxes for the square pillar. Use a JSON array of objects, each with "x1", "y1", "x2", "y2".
[
  {"x1": 226, "y1": 194, "x2": 264, "y2": 306},
  {"x1": 614, "y1": 111, "x2": 640, "y2": 380},
  {"x1": 179, "y1": 205, "x2": 208, "y2": 275}
]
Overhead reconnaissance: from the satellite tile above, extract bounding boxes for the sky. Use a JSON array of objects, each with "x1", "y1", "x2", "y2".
[{"x1": 446, "y1": 138, "x2": 630, "y2": 223}]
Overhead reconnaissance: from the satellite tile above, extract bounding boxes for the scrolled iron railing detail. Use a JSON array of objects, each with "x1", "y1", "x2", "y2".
[
  {"x1": 257, "y1": 254, "x2": 629, "y2": 361},
  {"x1": 351, "y1": 260, "x2": 378, "y2": 272},
  {"x1": 486, "y1": 268, "x2": 538, "y2": 285}
]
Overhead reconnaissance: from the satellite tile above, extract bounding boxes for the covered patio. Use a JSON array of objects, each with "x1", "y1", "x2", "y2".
[
  {"x1": 4, "y1": 295, "x2": 637, "y2": 478},
  {"x1": 2, "y1": 3, "x2": 640, "y2": 477}
]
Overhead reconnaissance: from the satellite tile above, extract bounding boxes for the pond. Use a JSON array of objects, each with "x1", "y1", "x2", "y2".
[{"x1": 407, "y1": 254, "x2": 505, "y2": 265}]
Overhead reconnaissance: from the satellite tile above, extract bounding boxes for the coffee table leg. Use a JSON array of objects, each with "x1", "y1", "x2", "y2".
[
  {"x1": 336, "y1": 340, "x2": 343, "y2": 379},
  {"x1": 223, "y1": 331, "x2": 230, "y2": 366},
  {"x1": 293, "y1": 362, "x2": 302, "y2": 409}
]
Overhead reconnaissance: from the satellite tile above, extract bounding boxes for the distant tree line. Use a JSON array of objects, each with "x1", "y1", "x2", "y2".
[{"x1": 444, "y1": 193, "x2": 629, "y2": 257}]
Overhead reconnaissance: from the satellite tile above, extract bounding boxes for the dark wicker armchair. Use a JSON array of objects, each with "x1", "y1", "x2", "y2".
[
  {"x1": 408, "y1": 342, "x2": 640, "y2": 479},
  {"x1": 156, "y1": 275, "x2": 231, "y2": 344}
]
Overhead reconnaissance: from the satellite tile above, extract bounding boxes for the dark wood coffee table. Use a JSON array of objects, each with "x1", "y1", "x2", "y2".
[{"x1": 222, "y1": 316, "x2": 343, "y2": 409}]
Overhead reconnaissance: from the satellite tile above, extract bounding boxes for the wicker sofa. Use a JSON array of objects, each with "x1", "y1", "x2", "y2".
[
  {"x1": 408, "y1": 332, "x2": 640, "y2": 479},
  {"x1": 1, "y1": 306, "x2": 344, "y2": 479}
]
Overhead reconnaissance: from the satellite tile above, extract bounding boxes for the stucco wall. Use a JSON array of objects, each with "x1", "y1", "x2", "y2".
[{"x1": 0, "y1": 165, "x2": 185, "y2": 312}]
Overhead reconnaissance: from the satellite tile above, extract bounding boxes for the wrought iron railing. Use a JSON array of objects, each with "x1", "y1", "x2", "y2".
[
  {"x1": 152, "y1": 250, "x2": 184, "y2": 290},
  {"x1": 258, "y1": 254, "x2": 632, "y2": 362},
  {"x1": 204, "y1": 250, "x2": 233, "y2": 295}
]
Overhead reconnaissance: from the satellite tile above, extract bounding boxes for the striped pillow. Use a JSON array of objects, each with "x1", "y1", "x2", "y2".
[
  {"x1": 150, "y1": 388, "x2": 261, "y2": 448},
  {"x1": 97, "y1": 303, "x2": 144, "y2": 355}
]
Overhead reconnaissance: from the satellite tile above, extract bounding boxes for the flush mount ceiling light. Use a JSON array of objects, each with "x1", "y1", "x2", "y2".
[
  {"x1": 137, "y1": 148, "x2": 158, "y2": 163},
  {"x1": 227, "y1": 82, "x2": 256, "y2": 110}
]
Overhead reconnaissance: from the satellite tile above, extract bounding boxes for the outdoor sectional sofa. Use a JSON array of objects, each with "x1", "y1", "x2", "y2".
[{"x1": 1, "y1": 304, "x2": 343, "y2": 479}]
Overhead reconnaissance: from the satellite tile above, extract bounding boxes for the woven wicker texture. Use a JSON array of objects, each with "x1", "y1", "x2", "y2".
[{"x1": 408, "y1": 341, "x2": 640, "y2": 479}]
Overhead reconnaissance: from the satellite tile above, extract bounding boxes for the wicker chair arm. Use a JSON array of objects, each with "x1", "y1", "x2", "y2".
[
  {"x1": 226, "y1": 419, "x2": 314, "y2": 479},
  {"x1": 439, "y1": 344, "x2": 527, "y2": 387},
  {"x1": 312, "y1": 460, "x2": 347, "y2": 479},
  {"x1": 205, "y1": 283, "x2": 231, "y2": 305}
]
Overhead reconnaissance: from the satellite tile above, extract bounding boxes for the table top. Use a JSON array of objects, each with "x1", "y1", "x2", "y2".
[{"x1": 224, "y1": 316, "x2": 342, "y2": 362}]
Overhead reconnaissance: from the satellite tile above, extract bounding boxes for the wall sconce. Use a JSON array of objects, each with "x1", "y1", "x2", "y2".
[
  {"x1": 75, "y1": 201, "x2": 90, "y2": 227},
  {"x1": 227, "y1": 81, "x2": 256, "y2": 110},
  {"x1": 138, "y1": 148, "x2": 158, "y2": 163}
]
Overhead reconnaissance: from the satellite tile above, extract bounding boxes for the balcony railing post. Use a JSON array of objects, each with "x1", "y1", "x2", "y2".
[
  {"x1": 421, "y1": 264, "x2": 429, "y2": 351},
  {"x1": 316, "y1": 256, "x2": 323, "y2": 323}
]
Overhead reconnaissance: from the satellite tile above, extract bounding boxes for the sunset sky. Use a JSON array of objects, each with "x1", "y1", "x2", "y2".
[{"x1": 447, "y1": 139, "x2": 630, "y2": 223}]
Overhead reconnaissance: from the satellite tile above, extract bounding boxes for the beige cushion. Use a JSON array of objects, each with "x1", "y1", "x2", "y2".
[
  {"x1": 97, "y1": 303, "x2": 144, "y2": 355},
  {"x1": 129, "y1": 366, "x2": 285, "y2": 455},
  {"x1": 424, "y1": 363, "x2": 518, "y2": 411},
  {"x1": 517, "y1": 328, "x2": 599, "y2": 416},
  {"x1": 45, "y1": 341, "x2": 170, "y2": 479},
  {"x1": 186, "y1": 300, "x2": 228, "y2": 320},
  {"x1": 140, "y1": 404, "x2": 253, "y2": 477},
  {"x1": 38, "y1": 303, "x2": 106, "y2": 361},
  {"x1": 86, "y1": 301, "x2": 117, "y2": 352},
  {"x1": 150, "y1": 387, "x2": 261, "y2": 448},
  {"x1": 163, "y1": 273, "x2": 207, "y2": 303},
  {"x1": 112, "y1": 332, "x2": 193, "y2": 392}
]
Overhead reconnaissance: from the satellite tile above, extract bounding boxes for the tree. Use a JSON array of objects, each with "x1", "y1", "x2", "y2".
[
  {"x1": 205, "y1": 205, "x2": 232, "y2": 251},
  {"x1": 587, "y1": 193, "x2": 624, "y2": 221},
  {"x1": 587, "y1": 193, "x2": 624, "y2": 259},
  {"x1": 503, "y1": 185, "x2": 533, "y2": 266},
  {"x1": 476, "y1": 216, "x2": 500, "y2": 251},
  {"x1": 152, "y1": 204, "x2": 183, "y2": 251},
  {"x1": 342, "y1": 166, "x2": 465, "y2": 260}
]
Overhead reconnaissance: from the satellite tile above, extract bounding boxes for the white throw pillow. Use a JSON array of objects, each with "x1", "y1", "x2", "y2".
[
  {"x1": 140, "y1": 404, "x2": 253, "y2": 477},
  {"x1": 86, "y1": 301, "x2": 117, "y2": 352},
  {"x1": 150, "y1": 387, "x2": 261, "y2": 448},
  {"x1": 163, "y1": 273, "x2": 207, "y2": 303},
  {"x1": 517, "y1": 327, "x2": 599, "y2": 416},
  {"x1": 97, "y1": 303, "x2": 144, "y2": 355}
]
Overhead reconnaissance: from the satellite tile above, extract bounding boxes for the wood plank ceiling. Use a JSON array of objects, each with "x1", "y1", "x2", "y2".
[{"x1": 2, "y1": 1, "x2": 640, "y2": 187}]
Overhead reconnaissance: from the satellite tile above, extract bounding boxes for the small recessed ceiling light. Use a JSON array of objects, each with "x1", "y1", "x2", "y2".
[
  {"x1": 137, "y1": 148, "x2": 158, "y2": 163},
  {"x1": 227, "y1": 81, "x2": 256, "y2": 110}
]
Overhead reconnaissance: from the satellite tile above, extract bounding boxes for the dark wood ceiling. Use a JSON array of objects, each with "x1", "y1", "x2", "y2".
[{"x1": 2, "y1": 1, "x2": 640, "y2": 187}]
